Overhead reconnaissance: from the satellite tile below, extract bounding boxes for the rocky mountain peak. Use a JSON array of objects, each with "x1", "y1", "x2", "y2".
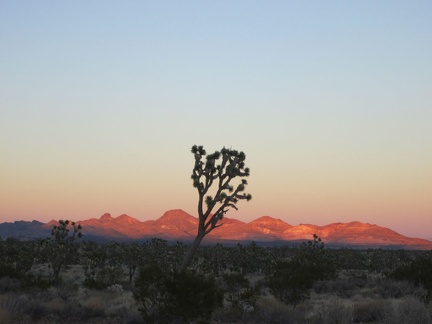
[{"x1": 99, "y1": 213, "x2": 113, "y2": 222}]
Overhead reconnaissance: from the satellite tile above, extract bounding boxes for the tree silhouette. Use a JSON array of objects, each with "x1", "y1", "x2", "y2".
[
  {"x1": 41, "y1": 220, "x2": 82, "y2": 286},
  {"x1": 179, "y1": 145, "x2": 252, "y2": 272}
]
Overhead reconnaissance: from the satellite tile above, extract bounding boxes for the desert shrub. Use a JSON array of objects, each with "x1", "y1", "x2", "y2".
[
  {"x1": 0, "y1": 293, "x2": 29, "y2": 318},
  {"x1": 146, "y1": 238, "x2": 186, "y2": 270},
  {"x1": 220, "y1": 272, "x2": 259, "y2": 313},
  {"x1": 334, "y1": 248, "x2": 369, "y2": 270},
  {"x1": 310, "y1": 297, "x2": 352, "y2": 324},
  {"x1": 253, "y1": 295, "x2": 303, "y2": 324},
  {"x1": 348, "y1": 271, "x2": 368, "y2": 287},
  {"x1": 314, "y1": 278, "x2": 360, "y2": 298},
  {"x1": 213, "y1": 272, "x2": 259, "y2": 322},
  {"x1": 83, "y1": 265, "x2": 124, "y2": 290},
  {"x1": 166, "y1": 271, "x2": 223, "y2": 322},
  {"x1": 25, "y1": 300, "x2": 48, "y2": 321},
  {"x1": 133, "y1": 263, "x2": 166, "y2": 323},
  {"x1": 375, "y1": 278, "x2": 417, "y2": 299},
  {"x1": 103, "y1": 292, "x2": 134, "y2": 319},
  {"x1": 311, "y1": 280, "x2": 329, "y2": 294},
  {"x1": 352, "y1": 300, "x2": 389, "y2": 323},
  {"x1": 60, "y1": 301, "x2": 82, "y2": 320},
  {"x1": 231, "y1": 242, "x2": 276, "y2": 275},
  {"x1": 20, "y1": 273, "x2": 55, "y2": 290},
  {"x1": 0, "y1": 265, "x2": 23, "y2": 280},
  {"x1": 0, "y1": 238, "x2": 34, "y2": 279},
  {"x1": 389, "y1": 254, "x2": 432, "y2": 300},
  {"x1": 134, "y1": 263, "x2": 222, "y2": 323},
  {"x1": 82, "y1": 241, "x2": 126, "y2": 289},
  {"x1": 42, "y1": 296, "x2": 65, "y2": 315},
  {"x1": 107, "y1": 283, "x2": 124, "y2": 294},
  {"x1": 384, "y1": 296, "x2": 431, "y2": 324},
  {"x1": 82, "y1": 295, "x2": 106, "y2": 318},
  {"x1": 268, "y1": 235, "x2": 338, "y2": 305},
  {"x1": 214, "y1": 295, "x2": 300, "y2": 324},
  {"x1": 267, "y1": 259, "x2": 313, "y2": 304},
  {"x1": 0, "y1": 277, "x2": 21, "y2": 293},
  {"x1": 83, "y1": 277, "x2": 105, "y2": 290},
  {"x1": 314, "y1": 271, "x2": 367, "y2": 299}
]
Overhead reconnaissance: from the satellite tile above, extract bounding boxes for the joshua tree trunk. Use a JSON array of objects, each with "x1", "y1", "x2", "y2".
[{"x1": 179, "y1": 233, "x2": 205, "y2": 273}]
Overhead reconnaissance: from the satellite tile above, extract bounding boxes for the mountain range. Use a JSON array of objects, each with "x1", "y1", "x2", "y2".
[{"x1": 1, "y1": 209, "x2": 431, "y2": 249}]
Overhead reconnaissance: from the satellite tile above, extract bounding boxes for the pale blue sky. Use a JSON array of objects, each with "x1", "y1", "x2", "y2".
[{"x1": 1, "y1": 1, "x2": 431, "y2": 238}]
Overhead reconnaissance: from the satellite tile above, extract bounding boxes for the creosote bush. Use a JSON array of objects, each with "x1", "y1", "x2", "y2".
[
  {"x1": 388, "y1": 254, "x2": 432, "y2": 301},
  {"x1": 133, "y1": 263, "x2": 222, "y2": 323},
  {"x1": 268, "y1": 234, "x2": 338, "y2": 305}
]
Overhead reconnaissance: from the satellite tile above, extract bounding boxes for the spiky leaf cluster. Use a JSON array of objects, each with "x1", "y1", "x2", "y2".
[
  {"x1": 51, "y1": 219, "x2": 83, "y2": 244},
  {"x1": 191, "y1": 145, "x2": 252, "y2": 235}
]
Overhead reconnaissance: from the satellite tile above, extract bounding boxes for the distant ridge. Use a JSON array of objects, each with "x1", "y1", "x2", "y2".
[{"x1": 1, "y1": 209, "x2": 431, "y2": 249}]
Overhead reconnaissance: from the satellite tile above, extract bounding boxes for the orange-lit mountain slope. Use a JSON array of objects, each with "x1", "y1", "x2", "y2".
[{"x1": 1, "y1": 209, "x2": 431, "y2": 249}]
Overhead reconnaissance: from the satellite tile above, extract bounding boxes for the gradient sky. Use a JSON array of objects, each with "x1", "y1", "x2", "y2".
[{"x1": 1, "y1": 1, "x2": 431, "y2": 239}]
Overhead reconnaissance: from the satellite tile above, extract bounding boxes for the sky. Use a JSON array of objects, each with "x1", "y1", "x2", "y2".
[{"x1": 1, "y1": 1, "x2": 431, "y2": 239}]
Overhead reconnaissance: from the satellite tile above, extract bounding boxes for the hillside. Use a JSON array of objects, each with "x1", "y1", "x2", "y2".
[{"x1": 1, "y1": 209, "x2": 431, "y2": 249}]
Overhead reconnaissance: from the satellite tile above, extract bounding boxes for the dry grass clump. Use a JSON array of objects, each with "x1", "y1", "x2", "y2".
[
  {"x1": 0, "y1": 292, "x2": 48, "y2": 322},
  {"x1": 314, "y1": 270, "x2": 369, "y2": 299},
  {"x1": 384, "y1": 296, "x2": 431, "y2": 324},
  {"x1": 253, "y1": 295, "x2": 303, "y2": 324},
  {"x1": 105, "y1": 292, "x2": 137, "y2": 318},
  {"x1": 351, "y1": 299, "x2": 390, "y2": 323},
  {"x1": 78, "y1": 288, "x2": 139, "y2": 321},
  {"x1": 314, "y1": 278, "x2": 360, "y2": 298},
  {"x1": 366, "y1": 276, "x2": 417, "y2": 299},
  {"x1": 82, "y1": 295, "x2": 106, "y2": 318},
  {"x1": 0, "y1": 283, "x2": 140, "y2": 323},
  {"x1": 308, "y1": 297, "x2": 352, "y2": 324},
  {"x1": 0, "y1": 293, "x2": 27, "y2": 315},
  {"x1": 212, "y1": 294, "x2": 303, "y2": 324}
]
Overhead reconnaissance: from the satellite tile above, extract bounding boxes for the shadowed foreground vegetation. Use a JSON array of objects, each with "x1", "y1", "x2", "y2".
[{"x1": 1, "y1": 235, "x2": 432, "y2": 323}]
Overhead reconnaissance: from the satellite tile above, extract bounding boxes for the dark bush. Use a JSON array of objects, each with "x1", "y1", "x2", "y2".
[
  {"x1": 83, "y1": 266, "x2": 124, "y2": 290},
  {"x1": 375, "y1": 278, "x2": 416, "y2": 299},
  {"x1": 26, "y1": 301, "x2": 48, "y2": 321},
  {"x1": 388, "y1": 254, "x2": 432, "y2": 300},
  {"x1": 134, "y1": 263, "x2": 222, "y2": 323},
  {"x1": 268, "y1": 235, "x2": 338, "y2": 305},
  {"x1": 0, "y1": 264, "x2": 23, "y2": 279},
  {"x1": 221, "y1": 272, "x2": 258, "y2": 307},
  {"x1": 0, "y1": 276, "x2": 21, "y2": 293},
  {"x1": 352, "y1": 300, "x2": 389, "y2": 323},
  {"x1": 20, "y1": 274, "x2": 55, "y2": 290},
  {"x1": 314, "y1": 278, "x2": 360, "y2": 298}
]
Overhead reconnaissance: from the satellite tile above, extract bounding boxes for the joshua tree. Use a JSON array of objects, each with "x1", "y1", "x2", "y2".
[
  {"x1": 41, "y1": 220, "x2": 82, "y2": 285},
  {"x1": 179, "y1": 145, "x2": 252, "y2": 272}
]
